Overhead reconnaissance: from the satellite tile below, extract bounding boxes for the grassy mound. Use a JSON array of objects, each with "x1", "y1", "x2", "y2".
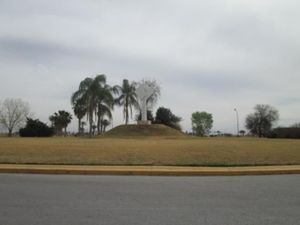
[{"x1": 100, "y1": 124, "x2": 185, "y2": 138}]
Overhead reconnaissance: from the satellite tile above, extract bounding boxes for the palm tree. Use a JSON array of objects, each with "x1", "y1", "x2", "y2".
[
  {"x1": 60, "y1": 111, "x2": 72, "y2": 136},
  {"x1": 71, "y1": 75, "x2": 106, "y2": 136},
  {"x1": 95, "y1": 84, "x2": 118, "y2": 134},
  {"x1": 49, "y1": 110, "x2": 72, "y2": 136},
  {"x1": 71, "y1": 98, "x2": 86, "y2": 134},
  {"x1": 97, "y1": 103, "x2": 112, "y2": 134},
  {"x1": 115, "y1": 79, "x2": 138, "y2": 124},
  {"x1": 72, "y1": 74, "x2": 119, "y2": 136}
]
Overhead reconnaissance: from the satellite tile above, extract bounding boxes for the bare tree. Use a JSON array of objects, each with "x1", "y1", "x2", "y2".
[
  {"x1": 0, "y1": 98, "x2": 31, "y2": 136},
  {"x1": 245, "y1": 104, "x2": 279, "y2": 137}
]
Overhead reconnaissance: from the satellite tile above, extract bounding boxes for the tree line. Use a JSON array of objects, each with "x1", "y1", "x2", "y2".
[
  {"x1": 190, "y1": 105, "x2": 281, "y2": 137},
  {"x1": 0, "y1": 75, "x2": 162, "y2": 137},
  {"x1": 0, "y1": 77, "x2": 299, "y2": 138}
]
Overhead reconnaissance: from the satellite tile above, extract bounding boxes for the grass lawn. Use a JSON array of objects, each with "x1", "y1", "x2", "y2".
[{"x1": 0, "y1": 136, "x2": 300, "y2": 166}]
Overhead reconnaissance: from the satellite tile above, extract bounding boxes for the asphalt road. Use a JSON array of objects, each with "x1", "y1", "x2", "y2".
[{"x1": 0, "y1": 174, "x2": 299, "y2": 225}]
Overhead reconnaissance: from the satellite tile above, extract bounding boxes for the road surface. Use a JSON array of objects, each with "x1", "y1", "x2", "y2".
[{"x1": 0, "y1": 174, "x2": 299, "y2": 225}]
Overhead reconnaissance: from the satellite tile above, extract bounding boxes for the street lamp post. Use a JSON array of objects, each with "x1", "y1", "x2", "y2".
[{"x1": 234, "y1": 108, "x2": 240, "y2": 136}]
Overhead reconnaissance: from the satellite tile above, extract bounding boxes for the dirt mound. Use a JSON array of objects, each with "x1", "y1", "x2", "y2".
[{"x1": 101, "y1": 124, "x2": 185, "y2": 138}]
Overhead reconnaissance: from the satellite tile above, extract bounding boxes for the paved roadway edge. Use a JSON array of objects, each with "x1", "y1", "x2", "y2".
[{"x1": 0, "y1": 164, "x2": 299, "y2": 176}]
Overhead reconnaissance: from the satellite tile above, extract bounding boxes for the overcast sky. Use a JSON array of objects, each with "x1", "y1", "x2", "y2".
[{"x1": 0, "y1": 0, "x2": 300, "y2": 133}]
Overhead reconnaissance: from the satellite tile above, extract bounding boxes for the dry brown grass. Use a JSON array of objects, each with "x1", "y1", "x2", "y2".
[{"x1": 0, "y1": 136, "x2": 300, "y2": 166}]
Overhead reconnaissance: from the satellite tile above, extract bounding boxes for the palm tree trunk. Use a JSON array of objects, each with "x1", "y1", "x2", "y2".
[
  {"x1": 97, "y1": 114, "x2": 101, "y2": 135},
  {"x1": 97, "y1": 105, "x2": 103, "y2": 135},
  {"x1": 78, "y1": 118, "x2": 81, "y2": 134},
  {"x1": 89, "y1": 112, "x2": 93, "y2": 137},
  {"x1": 125, "y1": 102, "x2": 129, "y2": 124}
]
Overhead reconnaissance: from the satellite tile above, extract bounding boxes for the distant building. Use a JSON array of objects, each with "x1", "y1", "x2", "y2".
[{"x1": 273, "y1": 128, "x2": 300, "y2": 139}]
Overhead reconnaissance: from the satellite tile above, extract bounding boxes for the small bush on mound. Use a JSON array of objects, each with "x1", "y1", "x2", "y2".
[
  {"x1": 19, "y1": 118, "x2": 54, "y2": 137},
  {"x1": 155, "y1": 107, "x2": 182, "y2": 131}
]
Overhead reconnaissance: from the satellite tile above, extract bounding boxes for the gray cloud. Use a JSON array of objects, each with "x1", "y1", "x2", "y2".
[{"x1": 0, "y1": 0, "x2": 300, "y2": 133}]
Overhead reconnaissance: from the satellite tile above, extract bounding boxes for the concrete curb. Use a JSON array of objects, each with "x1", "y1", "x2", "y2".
[{"x1": 0, "y1": 164, "x2": 300, "y2": 176}]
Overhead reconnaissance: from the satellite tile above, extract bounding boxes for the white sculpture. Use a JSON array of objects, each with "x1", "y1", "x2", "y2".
[{"x1": 136, "y1": 84, "x2": 155, "y2": 124}]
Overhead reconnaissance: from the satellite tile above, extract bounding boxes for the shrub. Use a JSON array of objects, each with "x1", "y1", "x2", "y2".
[
  {"x1": 19, "y1": 118, "x2": 54, "y2": 137},
  {"x1": 155, "y1": 107, "x2": 182, "y2": 130}
]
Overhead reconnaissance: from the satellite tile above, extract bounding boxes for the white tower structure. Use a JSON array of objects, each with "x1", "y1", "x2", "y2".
[{"x1": 136, "y1": 84, "x2": 155, "y2": 125}]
